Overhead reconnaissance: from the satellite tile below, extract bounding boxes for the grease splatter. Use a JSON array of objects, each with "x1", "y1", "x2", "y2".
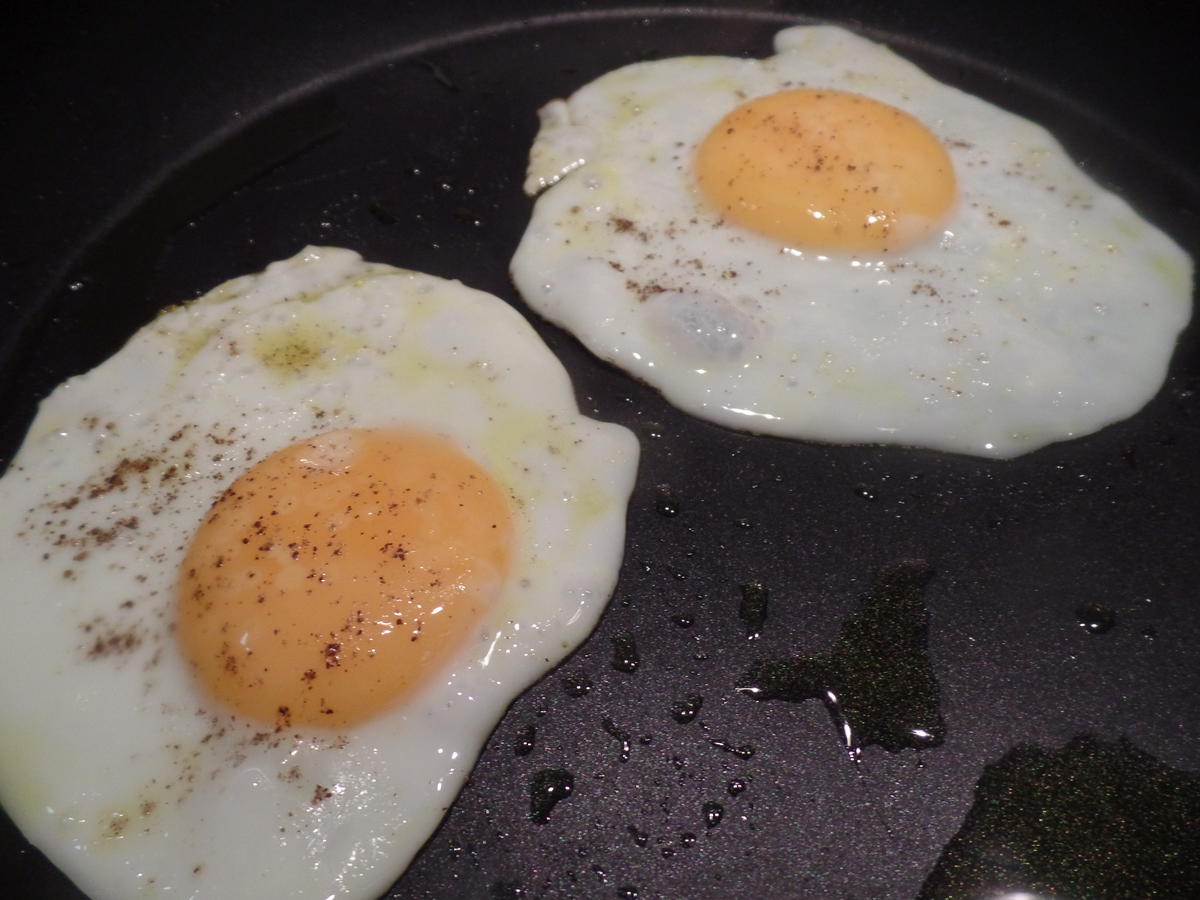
[
  {"x1": 919, "y1": 735, "x2": 1200, "y2": 898},
  {"x1": 738, "y1": 560, "x2": 943, "y2": 755}
]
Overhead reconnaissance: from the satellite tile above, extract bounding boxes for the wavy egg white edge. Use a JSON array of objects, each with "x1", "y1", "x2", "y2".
[
  {"x1": 0, "y1": 246, "x2": 639, "y2": 899},
  {"x1": 511, "y1": 24, "x2": 1194, "y2": 458}
]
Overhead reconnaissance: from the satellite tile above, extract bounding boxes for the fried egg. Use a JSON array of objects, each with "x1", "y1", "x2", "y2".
[
  {"x1": 510, "y1": 25, "x2": 1193, "y2": 458},
  {"x1": 0, "y1": 247, "x2": 638, "y2": 899}
]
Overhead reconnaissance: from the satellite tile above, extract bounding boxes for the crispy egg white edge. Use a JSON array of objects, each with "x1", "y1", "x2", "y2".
[{"x1": 0, "y1": 246, "x2": 639, "y2": 899}]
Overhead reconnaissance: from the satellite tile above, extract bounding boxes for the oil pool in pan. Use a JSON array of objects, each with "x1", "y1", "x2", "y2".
[{"x1": 3, "y1": 3, "x2": 1199, "y2": 898}]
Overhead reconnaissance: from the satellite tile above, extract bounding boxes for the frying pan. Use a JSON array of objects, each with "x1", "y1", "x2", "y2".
[{"x1": 4, "y1": 1, "x2": 1198, "y2": 897}]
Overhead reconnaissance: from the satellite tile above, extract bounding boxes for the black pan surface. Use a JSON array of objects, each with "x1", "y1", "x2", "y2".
[{"x1": 4, "y1": 2, "x2": 1198, "y2": 898}]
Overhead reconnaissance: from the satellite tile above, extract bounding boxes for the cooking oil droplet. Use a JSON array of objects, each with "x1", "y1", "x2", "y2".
[
  {"x1": 562, "y1": 672, "x2": 593, "y2": 697},
  {"x1": 702, "y1": 801, "x2": 724, "y2": 827},
  {"x1": 739, "y1": 580, "x2": 769, "y2": 639},
  {"x1": 727, "y1": 778, "x2": 748, "y2": 796},
  {"x1": 1075, "y1": 603, "x2": 1117, "y2": 634},
  {"x1": 655, "y1": 483, "x2": 680, "y2": 517},
  {"x1": 671, "y1": 694, "x2": 703, "y2": 724},
  {"x1": 670, "y1": 612, "x2": 694, "y2": 628},
  {"x1": 627, "y1": 825, "x2": 649, "y2": 847},
  {"x1": 710, "y1": 739, "x2": 755, "y2": 759},
  {"x1": 738, "y1": 560, "x2": 944, "y2": 754},
  {"x1": 854, "y1": 482, "x2": 878, "y2": 501},
  {"x1": 601, "y1": 717, "x2": 632, "y2": 762},
  {"x1": 611, "y1": 632, "x2": 640, "y2": 672},
  {"x1": 642, "y1": 420, "x2": 665, "y2": 440},
  {"x1": 514, "y1": 723, "x2": 536, "y2": 756},
  {"x1": 617, "y1": 886, "x2": 639, "y2": 899},
  {"x1": 454, "y1": 207, "x2": 484, "y2": 228},
  {"x1": 529, "y1": 769, "x2": 575, "y2": 824}
]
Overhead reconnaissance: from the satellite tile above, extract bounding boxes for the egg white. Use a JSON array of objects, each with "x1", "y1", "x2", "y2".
[
  {"x1": 0, "y1": 247, "x2": 638, "y2": 899},
  {"x1": 510, "y1": 25, "x2": 1193, "y2": 458}
]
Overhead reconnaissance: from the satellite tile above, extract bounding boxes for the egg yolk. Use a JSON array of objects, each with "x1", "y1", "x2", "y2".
[
  {"x1": 177, "y1": 428, "x2": 513, "y2": 730},
  {"x1": 695, "y1": 89, "x2": 956, "y2": 253}
]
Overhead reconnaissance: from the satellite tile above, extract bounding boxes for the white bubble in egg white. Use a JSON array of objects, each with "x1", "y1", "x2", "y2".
[{"x1": 643, "y1": 289, "x2": 763, "y2": 365}]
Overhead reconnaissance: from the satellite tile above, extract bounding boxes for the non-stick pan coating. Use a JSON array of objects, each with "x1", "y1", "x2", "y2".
[{"x1": 4, "y1": 2, "x2": 1198, "y2": 897}]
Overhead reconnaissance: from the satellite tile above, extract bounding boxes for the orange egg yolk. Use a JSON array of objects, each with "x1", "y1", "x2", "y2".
[
  {"x1": 177, "y1": 428, "x2": 513, "y2": 730},
  {"x1": 695, "y1": 89, "x2": 956, "y2": 253}
]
